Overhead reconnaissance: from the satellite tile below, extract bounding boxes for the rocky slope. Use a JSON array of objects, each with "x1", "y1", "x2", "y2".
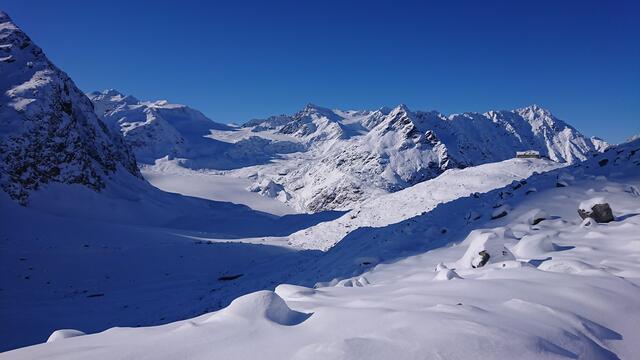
[{"x1": 0, "y1": 12, "x2": 140, "y2": 204}]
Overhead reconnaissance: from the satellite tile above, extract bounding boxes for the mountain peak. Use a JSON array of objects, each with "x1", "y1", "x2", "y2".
[
  {"x1": 389, "y1": 104, "x2": 411, "y2": 116},
  {"x1": 0, "y1": 11, "x2": 12, "y2": 24},
  {"x1": 301, "y1": 103, "x2": 333, "y2": 114},
  {"x1": 296, "y1": 103, "x2": 341, "y2": 121},
  {"x1": 89, "y1": 89, "x2": 139, "y2": 105},
  {"x1": 101, "y1": 89, "x2": 125, "y2": 97},
  {"x1": 517, "y1": 104, "x2": 553, "y2": 117}
]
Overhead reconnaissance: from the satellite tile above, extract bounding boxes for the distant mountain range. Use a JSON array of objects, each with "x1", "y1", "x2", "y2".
[
  {"x1": 0, "y1": 10, "x2": 608, "y2": 212},
  {"x1": 88, "y1": 90, "x2": 607, "y2": 211}
]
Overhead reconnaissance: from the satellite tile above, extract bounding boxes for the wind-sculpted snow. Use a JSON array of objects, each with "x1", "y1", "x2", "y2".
[
  {"x1": 0, "y1": 12, "x2": 140, "y2": 204},
  {"x1": 5, "y1": 139, "x2": 638, "y2": 360}
]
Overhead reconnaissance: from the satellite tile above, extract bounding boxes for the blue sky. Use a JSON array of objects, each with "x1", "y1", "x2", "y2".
[{"x1": 3, "y1": 0, "x2": 639, "y2": 143}]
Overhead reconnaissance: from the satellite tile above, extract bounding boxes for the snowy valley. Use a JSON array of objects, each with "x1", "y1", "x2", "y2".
[{"x1": 1, "y1": 9, "x2": 640, "y2": 360}]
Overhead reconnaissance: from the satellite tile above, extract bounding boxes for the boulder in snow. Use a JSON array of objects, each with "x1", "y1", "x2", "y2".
[
  {"x1": 491, "y1": 205, "x2": 510, "y2": 220},
  {"x1": 578, "y1": 198, "x2": 614, "y2": 223},
  {"x1": 456, "y1": 231, "x2": 516, "y2": 269}
]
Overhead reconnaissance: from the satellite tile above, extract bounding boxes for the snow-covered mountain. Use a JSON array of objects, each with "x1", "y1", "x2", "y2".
[
  {"x1": 88, "y1": 90, "x2": 305, "y2": 170},
  {"x1": 87, "y1": 88, "x2": 604, "y2": 213},
  {"x1": 103, "y1": 97, "x2": 604, "y2": 212},
  {"x1": 231, "y1": 103, "x2": 604, "y2": 211},
  {"x1": 0, "y1": 12, "x2": 140, "y2": 204},
  {"x1": 88, "y1": 89, "x2": 232, "y2": 164}
]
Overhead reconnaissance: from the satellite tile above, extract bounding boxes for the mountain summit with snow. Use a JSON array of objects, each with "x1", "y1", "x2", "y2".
[
  {"x1": 0, "y1": 12, "x2": 140, "y2": 204},
  {"x1": 88, "y1": 89, "x2": 232, "y2": 164}
]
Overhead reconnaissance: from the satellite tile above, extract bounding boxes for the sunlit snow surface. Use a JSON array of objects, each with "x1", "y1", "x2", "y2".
[
  {"x1": 3, "y1": 142, "x2": 638, "y2": 359},
  {"x1": 140, "y1": 157, "x2": 298, "y2": 216}
]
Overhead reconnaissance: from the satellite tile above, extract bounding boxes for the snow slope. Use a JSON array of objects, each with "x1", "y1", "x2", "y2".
[
  {"x1": 288, "y1": 158, "x2": 563, "y2": 250},
  {"x1": 140, "y1": 157, "x2": 298, "y2": 215},
  {"x1": 5, "y1": 140, "x2": 638, "y2": 360}
]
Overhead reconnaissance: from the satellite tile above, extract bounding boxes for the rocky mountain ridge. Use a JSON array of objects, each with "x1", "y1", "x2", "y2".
[{"x1": 0, "y1": 12, "x2": 140, "y2": 204}]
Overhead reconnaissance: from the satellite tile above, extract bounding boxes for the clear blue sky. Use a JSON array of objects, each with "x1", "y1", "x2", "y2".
[{"x1": 3, "y1": 0, "x2": 639, "y2": 143}]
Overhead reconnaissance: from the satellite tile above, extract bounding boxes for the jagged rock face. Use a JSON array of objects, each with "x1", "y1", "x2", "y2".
[{"x1": 0, "y1": 12, "x2": 140, "y2": 204}]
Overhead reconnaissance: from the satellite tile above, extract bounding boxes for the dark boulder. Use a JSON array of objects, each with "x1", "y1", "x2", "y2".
[{"x1": 578, "y1": 202, "x2": 614, "y2": 223}]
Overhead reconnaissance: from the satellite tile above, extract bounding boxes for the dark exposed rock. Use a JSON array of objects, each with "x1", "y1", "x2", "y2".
[
  {"x1": 472, "y1": 251, "x2": 490, "y2": 268},
  {"x1": 491, "y1": 211, "x2": 508, "y2": 219},
  {"x1": 218, "y1": 274, "x2": 244, "y2": 281},
  {"x1": 578, "y1": 203, "x2": 614, "y2": 223}
]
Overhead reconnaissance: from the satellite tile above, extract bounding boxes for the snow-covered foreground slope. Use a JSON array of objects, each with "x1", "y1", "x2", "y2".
[
  {"x1": 5, "y1": 140, "x2": 638, "y2": 359},
  {"x1": 0, "y1": 178, "x2": 346, "y2": 351},
  {"x1": 289, "y1": 158, "x2": 563, "y2": 250}
]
